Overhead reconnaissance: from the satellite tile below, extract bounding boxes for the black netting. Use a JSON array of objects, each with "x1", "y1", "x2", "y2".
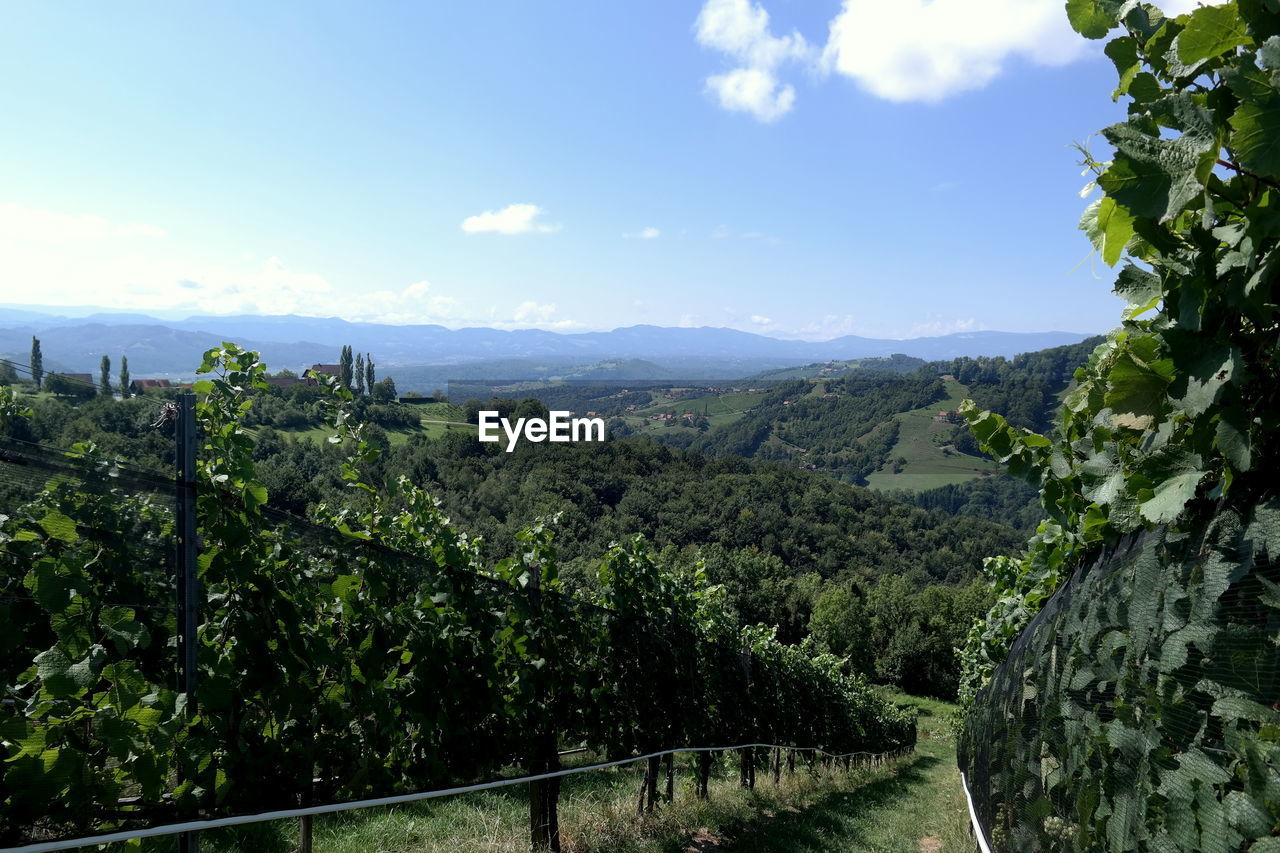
[{"x1": 959, "y1": 498, "x2": 1280, "y2": 851}]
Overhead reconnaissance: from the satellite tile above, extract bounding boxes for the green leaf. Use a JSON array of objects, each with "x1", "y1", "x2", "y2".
[
  {"x1": 1177, "y1": 3, "x2": 1251, "y2": 66},
  {"x1": 24, "y1": 558, "x2": 72, "y2": 612},
  {"x1": 37, "y1": 509, "x2": 77, "y2": 543},
  {"x1": 331, "y1": 574, "x2": 362, "y2": 606},
  {"x1": 1114, "y1": 264, "x2": 1161, "y2": 306},
  {"x1": 1097, "y1": 197, "x2": 1137, "y2": 265},
  {"x1": 1174, "y1": 344, "x2": 1242, "y2": 417},
  {"x1": 34, "y1": 646, "x2": 78, "y2": 698},
  {"x1": 1099, "y1": 119, "x2": 1215, "y2": 222},
  {"x1": 1261, "y1": 35, "x2": 1280, "y2": 71},
  {"x1": 1230, "y1": 96, "x2": 1280, "y2": 180},
  {"x1": 1216, "y1": 409, "x2": 1253, "y2": 470},
  {"x1": 1129, "y1": 72, "x2": 1164, "y2": 103},
  {"x1": 244, "y1": 482, "x2": 268, "y2": 510},
  {"x1": 101, "y1": 606, "x2": 150, "y2": 652},
  {"x1": 1106, "y1": 36, "x2": 1141, "y2": 97},
  {"x1": 1067, "y1": 0, "x2": 1125, "y2": 39},
  {"x1": 1105, "y1": 347, "x2": 1174, "y2": 429},
  {"x1": 1140, "y1": 468, "x2": 1202, "y2": 523}
]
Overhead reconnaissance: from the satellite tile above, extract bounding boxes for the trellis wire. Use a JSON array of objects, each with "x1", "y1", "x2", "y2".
[{"x1": 5, "y1": 742, "x2": 913, "y2": 853}]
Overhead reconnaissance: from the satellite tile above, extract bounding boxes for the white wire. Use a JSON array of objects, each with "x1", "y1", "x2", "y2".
[
  {"x1": 959, "y1": 771, "x2": 994, "y2": 853},
  {"x1": 3, "y1": 742, "x2": 912, "y2": 853}
]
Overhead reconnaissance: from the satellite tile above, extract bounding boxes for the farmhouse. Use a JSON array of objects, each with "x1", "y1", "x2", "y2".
[{"x1": 304, "y1": 364, "x2": 341, "y2": 384}]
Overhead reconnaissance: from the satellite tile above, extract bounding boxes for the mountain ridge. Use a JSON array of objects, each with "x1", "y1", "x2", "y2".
[{"x1": 0, "y1": 307, "x2": 1097, "y2": 377}]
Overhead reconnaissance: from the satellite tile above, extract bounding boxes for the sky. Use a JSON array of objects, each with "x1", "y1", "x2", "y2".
[{"x1": 0, "y1": 1, "x2": 1215, "y2": 341}]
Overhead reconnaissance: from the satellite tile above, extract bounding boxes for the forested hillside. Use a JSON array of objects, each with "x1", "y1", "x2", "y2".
[
  {"x1": 462, "y1": 338, "x2": 1103, "y2": 532},
  {"x1": 1, "y1": 374, "x2": 1018, "y2": 700}
]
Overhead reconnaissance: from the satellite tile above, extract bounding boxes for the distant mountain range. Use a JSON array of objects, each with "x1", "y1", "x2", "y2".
[{"x1": 0, "y1": 306, "x2": 1097, "y2": 385}]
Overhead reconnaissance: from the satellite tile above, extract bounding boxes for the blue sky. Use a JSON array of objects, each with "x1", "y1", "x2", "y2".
[{"x1": 0, "y1": 1, "x2": 1208, "y2": 340}]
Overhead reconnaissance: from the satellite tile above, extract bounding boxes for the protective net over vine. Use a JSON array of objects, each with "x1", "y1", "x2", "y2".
[
  {"x1": 960, "y1": 497, "x2": 1280, "y2": 851},
  {"x1": 953, "y1": 1, "x2": 1280, "y2": 849}
]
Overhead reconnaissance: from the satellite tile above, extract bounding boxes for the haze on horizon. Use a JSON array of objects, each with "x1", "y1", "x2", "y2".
[{"x1": 0, "y1": 1, "x2": 1218, "y2": 340}]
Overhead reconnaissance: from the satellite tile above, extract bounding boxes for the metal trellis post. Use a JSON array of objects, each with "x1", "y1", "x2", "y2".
[{"x1": 175, "y1": 393, "x2": 200, "y2": 853}]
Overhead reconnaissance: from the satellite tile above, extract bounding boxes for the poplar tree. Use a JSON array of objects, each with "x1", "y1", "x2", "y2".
[
  {"x1": 99, "y1": 355, "x2": 111, "y2": 396},
  {"x1": 119, "y1": 356, "x2": 130, "y2": 399},
  {"x1": 339, "y1": 345, "x2": 353, "y2": 389},
  {"x1": 30, "y1": 337, "x2": 42, "y2": 390},
  {"x1": 365, "y1": 354, "x2": 375, "y2": 393},
  {"x1": 355, "y1": 352, "x2": 365, "y2": 395}
]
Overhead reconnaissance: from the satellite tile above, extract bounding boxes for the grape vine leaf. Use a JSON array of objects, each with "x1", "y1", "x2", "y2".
[
  {"x1": 1067, "y1": 0, "x2": 1125, "y2": 39},
  {"x1": 1099, "y1": 122, "x2": 1215, "y2": 221},
  {"x1": 1178, "y1": 4, "x2": 1252, "y2": 66}
]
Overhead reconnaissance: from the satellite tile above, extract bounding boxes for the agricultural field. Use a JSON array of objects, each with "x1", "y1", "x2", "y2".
[
  {"x1": 620, "y1": 388, "x2": 768, "y2": 435},
  {"x1": 864, "y1": 377, "x2": 1001, "y2": 492}
]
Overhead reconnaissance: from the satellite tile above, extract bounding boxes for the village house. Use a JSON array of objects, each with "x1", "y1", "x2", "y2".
[
  {"x1": 304, "y1": 364, "x2": 341, "y2": 385},
  {"x1": 129, "y1": 378, "x2": 171, "y2": 394}
]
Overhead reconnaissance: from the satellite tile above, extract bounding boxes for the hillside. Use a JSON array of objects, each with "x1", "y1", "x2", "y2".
[{"x1": 862, "y1": 375, "x2": 1001, "y2": 491}]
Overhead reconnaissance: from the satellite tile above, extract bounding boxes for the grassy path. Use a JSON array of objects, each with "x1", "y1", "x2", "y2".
[{"x1": 715, "y1": 697, "x2": 973, "y2": 852}]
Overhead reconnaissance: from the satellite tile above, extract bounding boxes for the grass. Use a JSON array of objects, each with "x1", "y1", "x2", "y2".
[
  {"x1": 864, "y1": 378, "x2": 1000, "y2": 492},
  {"x1": 621, "y1": 390, "x2": 766, "y2": 436},
  {"x1": 84, "y1": 694, "x2": 975, "y2": 853},
  {"x1": 275, "y1": 401, "x2": 473, "y2": 445}
]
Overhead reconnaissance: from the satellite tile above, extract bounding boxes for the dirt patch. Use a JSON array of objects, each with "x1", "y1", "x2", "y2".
[
  {"x1": 687, "y1": 828, "x2": 724, "y2": 850},
  {"x1": 920, "y1": 836, "x2": 943, "y2": 852}
]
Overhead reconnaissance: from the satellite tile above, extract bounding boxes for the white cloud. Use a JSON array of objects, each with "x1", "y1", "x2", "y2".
[
  {"x1": 357, "y1": 280, "x2": 462, "y2": 324},
  {"x1": 695, "y1": 0, "x2": 812, "y2": 121},
  {"x1": 484, "y1": 300, "x2": 583, "y2": 331},
  {"x1": 624, "y1": 226, "x2": 661, "y2": 239},
  {"x1": 513, "y1": 301, "x2": 556, "y2": 323},
  {"x1": 695, "y1": 0, "x2": 1232, "y2": 114},
  {"x1": 0, "y1": 202, "x2": 168, "y2": 241},
  {"x1": 822, "y1": 0, "x2": 1087, "y2": 103},
  {"x1": 696, "y1": 0, "x2": 811, "y2": 68},
  {"x1": 0, "y1": 202, "x2": 473, "y2": 324},
  {"x1": 907, "y1": 317, "x2": 978, "y2": 337},
  {"x1": 705, "y1": 68, "x2": 796, "y2": 122},
  {"x1": 460, "y1": 203, "x2": 560, "y2": 235},
  {"x1": 750, "y1": 314, "x2": 774, "y2": 326}
]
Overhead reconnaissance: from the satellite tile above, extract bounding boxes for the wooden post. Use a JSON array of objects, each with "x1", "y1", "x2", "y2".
[
  {"x1": 697, "y1": 752, "x2": 712, "y2": 800},
  {"x1": 771, "y1": 747, "x2": 781, "y2": 785},
  {"x1": 527, "y1": 569, "x2": 561, "y2": 852},
  {"x1": 787, "y1": 749, "x2": 795, "y2": 775},
  {"x1": 664, "y1": 752, "x2": 674, "y2": 804},
  {"x1": 739, "y1": 747, "x2": 750, "y2": 788},
  {"x1": 298, "y1": 815, "x2": 312, "y2": 853},
  {"x1": 646, "y1": 755, "x2": 660, "y2": 812},
  {"x1": 636, "y1": 759, "x2": 649, "y2": 816}
]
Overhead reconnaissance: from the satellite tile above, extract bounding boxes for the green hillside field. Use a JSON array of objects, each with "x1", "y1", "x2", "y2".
[{"x1": 864, "y1": 377, "x2": 1001, "y2": 491}]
